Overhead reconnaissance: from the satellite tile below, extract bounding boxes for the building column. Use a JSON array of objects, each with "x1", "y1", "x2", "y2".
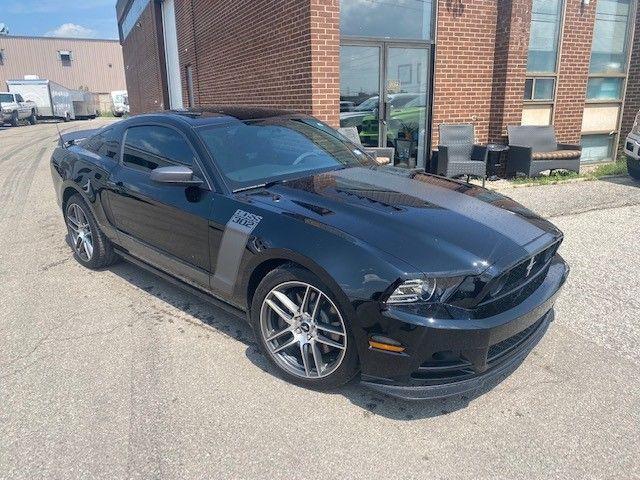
[
  {"x1": 488, "y1": 0, "x2": 531, "y2": 143},
  {"x1": 310, "y1": 0, "x2": 340, "y2": 127},
  {"x1": 554, "y1": 0, "x2": 597, "y2": 144}
]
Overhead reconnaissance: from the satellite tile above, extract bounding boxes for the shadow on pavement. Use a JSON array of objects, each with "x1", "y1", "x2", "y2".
[
  {"x1": 599, "y1": 175, "x2": 639, "y2": 188},
  {"x1": 66, "y1": 239, "x2": 539, "y2": 420}
]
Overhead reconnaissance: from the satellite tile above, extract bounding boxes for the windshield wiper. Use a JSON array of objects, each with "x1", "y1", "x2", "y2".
[{"x1": 233, "y1": 179, "x2": 284, "y2": 193}]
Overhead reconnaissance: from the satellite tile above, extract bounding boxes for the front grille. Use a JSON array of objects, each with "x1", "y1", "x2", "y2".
[
  {"x1": 411, "y1": 317, "x2": 546, "y2": 384},
  {"x1": 476, "y1": 242, "x2": 559, "y2": 310}
]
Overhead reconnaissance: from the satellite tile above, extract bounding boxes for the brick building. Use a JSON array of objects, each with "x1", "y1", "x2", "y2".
[
  {"x1": 0, "y1": 35, "x2": 126, "y2": 111},
  {"x1": 116, "y1": 0, "x2": 638, "y2": 169}
]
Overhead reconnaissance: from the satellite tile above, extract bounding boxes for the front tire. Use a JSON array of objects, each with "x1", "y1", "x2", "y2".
[
  {"x1": 250, "y1": 265, "x2": 359, "y2": 390},
  {"x1": 64, "y1": 194, "x2": 118, "y2": 269},
  {"x1": 28, "y1": 110, "x2": 37, "y2": 125}
]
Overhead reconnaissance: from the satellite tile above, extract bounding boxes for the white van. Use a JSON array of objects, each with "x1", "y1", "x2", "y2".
[{"x1": 111, "y1": 90, "x2": 129, "y2": 117}]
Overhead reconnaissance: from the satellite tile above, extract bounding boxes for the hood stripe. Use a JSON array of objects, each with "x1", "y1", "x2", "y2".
[{"x1": 334, "y1": 168, "x2": 545, "y2": 245}]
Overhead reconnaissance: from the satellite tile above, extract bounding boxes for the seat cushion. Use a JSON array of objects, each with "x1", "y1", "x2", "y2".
[{"x1": 532, "y1": 150, "x2": 581, "y2": 160}]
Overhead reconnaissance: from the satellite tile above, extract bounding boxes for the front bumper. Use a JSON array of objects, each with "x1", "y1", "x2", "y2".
[
  {"x1": 624, "y1": 133, "x2": 640, "y2": 161},
  {"x1": 359, "y1": 256, "x2": 569, "y2": 400}
]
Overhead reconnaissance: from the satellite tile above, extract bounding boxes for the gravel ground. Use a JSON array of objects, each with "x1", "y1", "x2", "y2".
[{"x1": 1, "y1": 121, "x2": 639, "y2": 479}]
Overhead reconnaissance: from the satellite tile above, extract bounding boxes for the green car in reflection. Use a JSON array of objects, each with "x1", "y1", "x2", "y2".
[{"x1": 346, "y1": 96, "x2": 426, "y2": 147}]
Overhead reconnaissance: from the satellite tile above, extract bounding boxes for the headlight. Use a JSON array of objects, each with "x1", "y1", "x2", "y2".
[{"x1": 386, "y1": 277, "x2": 464, "y2": 304}]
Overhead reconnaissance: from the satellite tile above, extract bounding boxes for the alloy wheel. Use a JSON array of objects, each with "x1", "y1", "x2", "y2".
[
  {"x1": 66, "y1": 203, "x2": 94, "y2": 261},
  {"x1": 260, "y1": 281, "x2": 347, "y2": 379}
]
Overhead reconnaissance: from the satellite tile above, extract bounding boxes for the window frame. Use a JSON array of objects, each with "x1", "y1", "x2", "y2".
[
  {"x1": 120, "y1": 123, "x2": 213, "y2": 191},
  {"x1": 523, "y1": 0, "x2": 567, "y2": 125},
  {"x1": 582, "y1": 0, "x2": 637, "y2": 162}
]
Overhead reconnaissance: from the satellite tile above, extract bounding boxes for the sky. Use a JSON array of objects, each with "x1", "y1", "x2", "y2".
[{"x1": 0, "y1": 0, "x2": 119, "y2": 40}]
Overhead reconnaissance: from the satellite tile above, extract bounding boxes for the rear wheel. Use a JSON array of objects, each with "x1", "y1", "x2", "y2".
[
  {"x1": 64, "y1": 194, "x2": 118, "y2": 269},
  {"x1": 10, "y1": 111, "x2": 19, "y2": 127},
  {"x1": 250, "y1": 265, "x2": 359, "y2": 390}
]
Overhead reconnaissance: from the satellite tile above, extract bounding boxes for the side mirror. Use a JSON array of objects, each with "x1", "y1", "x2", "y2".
[{"x1": 150, "y1": 165, "x2": 204, "y2": 187}]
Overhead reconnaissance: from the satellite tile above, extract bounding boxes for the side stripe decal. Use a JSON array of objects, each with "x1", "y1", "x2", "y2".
[{"x1": 211, "y1": 209, "x2": 262, "y2": 294}]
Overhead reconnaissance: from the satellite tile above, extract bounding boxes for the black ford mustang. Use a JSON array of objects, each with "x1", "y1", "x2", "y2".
[{"x1": 50, "y1": 107, "x2": 569, "y2": 400}]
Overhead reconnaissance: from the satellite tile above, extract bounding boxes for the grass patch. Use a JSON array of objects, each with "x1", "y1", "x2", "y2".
[
  {"x1": 586, "y1": 159, "x2": 628, "y2": 178},
  {"x1": 509, "y1": 158, "x2": 628, "y2": 186}
]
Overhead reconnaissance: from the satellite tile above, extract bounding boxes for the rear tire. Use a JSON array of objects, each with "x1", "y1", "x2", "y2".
[
  {"x1": 250, "y1": 265, "x2": 359, "y2": 391},
  {"x1": 64, "y1": 194, "x2": 119, "y2": 270},
  {"x1": 10, "y1": 111, "x2": 19, "y2": 127}
]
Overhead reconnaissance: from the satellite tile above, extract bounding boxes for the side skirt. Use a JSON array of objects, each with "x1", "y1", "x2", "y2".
[{"x1": 114, "y1": 248, "x2": 248, "y2": 322}]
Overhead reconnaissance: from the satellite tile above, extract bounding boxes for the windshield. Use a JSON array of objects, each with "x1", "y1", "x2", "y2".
[
  {"x1": 390, "y1": 94, "x2": 419, "y2": 108},
  {"x1": 197, "y1": 116, "x2": 373, "y2": 191},
  {"x1": 0, "y1": 93, "x2": 13, "y2": 104},
  {"x1": 354, "y1": 97, "x2": 378, "y2": 111},
  {"x1": 114, "y1": 94, "x2": 128, "y2": 104}
]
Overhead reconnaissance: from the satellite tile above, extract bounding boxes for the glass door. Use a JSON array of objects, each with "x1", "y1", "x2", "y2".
[
  {"x1": 339, "y1": 45, "x2": 383, "y2": 148},
  {"x1": 383, "y1": 46, "x2": 429, "y2": 168},
  {"x1": 340, "y1": 43, "x2": 430, "y2": 168}
]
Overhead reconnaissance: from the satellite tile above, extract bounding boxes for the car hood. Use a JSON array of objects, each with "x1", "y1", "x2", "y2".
[{"x1": 250, "y1": 167, "x2": 562, "y2": 275}]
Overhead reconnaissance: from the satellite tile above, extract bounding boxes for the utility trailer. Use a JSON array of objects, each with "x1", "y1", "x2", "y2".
[{"x1": 6, "y1": 79, "x2": 94, "y2": 121}]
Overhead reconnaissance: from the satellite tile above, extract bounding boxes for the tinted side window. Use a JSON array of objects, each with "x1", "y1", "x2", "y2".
[
  {"x1": 16, "y1": 94, "x2": 24, "y2": 102},
  {"x1": 83, "y1": 131, "x2": 107, "y2": 154},
  {"x1": 82, "y1": 128, "x2": 121, "y2": 161},
  {"x1": 123, "y1": 125, "x2": 195, "y2": 172}
]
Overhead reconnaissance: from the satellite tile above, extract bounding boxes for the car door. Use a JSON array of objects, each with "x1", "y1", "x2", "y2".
[
  {"x1": 14, "y1": 94, "x2": 28, "y2": 116},
  {"x1": 108, "y1": 123, "x2": 213, "y2": 290}
]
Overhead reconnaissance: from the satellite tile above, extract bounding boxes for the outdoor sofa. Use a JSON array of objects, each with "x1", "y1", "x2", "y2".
[{"x1": 507, "y1": 125, "x2": 581, "y2": 177}]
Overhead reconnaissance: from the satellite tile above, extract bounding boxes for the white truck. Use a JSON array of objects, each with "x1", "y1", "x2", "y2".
[
  {"x1": 0, "y1": 91, "x2": 38, "y2": 126},
  {"x1": 6, "y1": 79, "x2": 87, "y2": 122},
  {"x1": 111, "y1": 90, "x2": 129, "y2": 117}
]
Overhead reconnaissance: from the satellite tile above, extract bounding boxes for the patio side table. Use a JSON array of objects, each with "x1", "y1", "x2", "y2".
[{"x1": 486, "y1": 143, "x2": 509, "y2": 180}]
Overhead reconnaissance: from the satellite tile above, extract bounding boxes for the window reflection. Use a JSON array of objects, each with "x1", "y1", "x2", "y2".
[
  {"x1": 340, "y1": 0, "x2": 434, "y2": 40},
  {"x1": 590, "y1": 0, "x2": 632, "y2": 74}
]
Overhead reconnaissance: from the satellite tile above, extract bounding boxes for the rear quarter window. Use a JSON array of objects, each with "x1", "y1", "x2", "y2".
[{"x1": 82, "y1": 127, "x2": 121, "y2": 161}]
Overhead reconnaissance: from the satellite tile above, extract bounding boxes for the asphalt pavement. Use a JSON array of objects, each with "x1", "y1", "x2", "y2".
[{"x1": 1, "y1": 120, "x2": 639, "y2": 479}]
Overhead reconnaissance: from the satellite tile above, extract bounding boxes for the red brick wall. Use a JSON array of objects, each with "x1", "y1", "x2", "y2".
[
  {"x1": 554, "y1": 0, "x2": 597, "y2": 144},
  {"x1": 175, "y1": 0, "x2": 199, "y2": 107},
  {"x1": 310, "y1": 0, "x2": 340, "y2": 127},
  {"x1": 172, "y1": 0, "x2": 339, "y2": 125},
  {"x1": 431, "y1": 0, "x2": 498, "y2": 146},
  {"x1": 488, "y1": 0, "x2": 531, "y2": 142},
  {"x1": 620, "y1": 2, "x2": 640, "y2": 144},
  {"x1": 121, "y1": 1, "x2": 167, "y2": 114}
]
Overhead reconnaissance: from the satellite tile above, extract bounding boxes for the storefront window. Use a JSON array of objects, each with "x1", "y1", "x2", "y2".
[
  {"x1": 340, "y1": 0, "x2": 434, "y2": 40},
  {"x1": 582, "y1": 0, "x2": 633, "y2": 162},
  {"x1": 524, "y1": 78, "x2": 555, "y2": 101},
  {"x1": 523, "y1": 0, "x2": 562, "y2": 126},
  {"x1": 526, "y1": 0, "x2": 563, "y2": 73},
  {"x1": 581, "y1": 135, "x2": 614, "y2": 162},
  {"x1": 586, "y1": 77, "x2": 624, "y2": 100},
  {"x1": 589, "y1": 0, "x2": 632, "y2": 74}
]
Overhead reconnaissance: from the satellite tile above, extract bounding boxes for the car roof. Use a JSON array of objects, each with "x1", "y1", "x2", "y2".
[{"x1": 133, "y1": 105, "x2": 301, "y2": 128}]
